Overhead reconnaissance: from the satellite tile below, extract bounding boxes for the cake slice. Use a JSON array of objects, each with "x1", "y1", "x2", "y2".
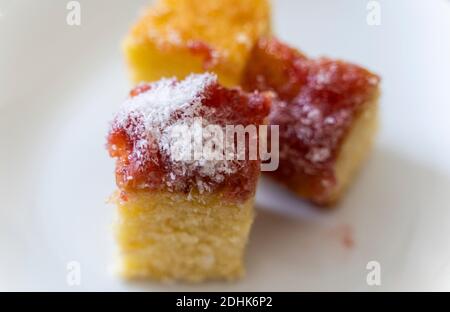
[
  {"x1": 243, "y1": 37, "x2": 381, "y2": 205},
  {"x1": 123, "y1": 0, "x2": 271, "y2": 87},
  {"x1": 107, "y1": 73, "x2": 271, "y2": 281}
]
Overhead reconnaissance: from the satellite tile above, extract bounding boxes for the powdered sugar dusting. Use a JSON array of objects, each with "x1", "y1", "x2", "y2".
[
  {"x1": 109, "y1": 73, "x2": 245, "y2": 195},
  {"x1": 159, "y1": 118, "x2": 241, "y2": 192},
  {"x1": 115, "y1": 73, "x2": 216, "y2": 132}
]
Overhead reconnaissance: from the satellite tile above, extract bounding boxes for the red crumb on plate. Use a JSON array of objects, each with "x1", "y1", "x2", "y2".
[{"x1": 328, "y1": 224, "x2": 355, "y2": 249}]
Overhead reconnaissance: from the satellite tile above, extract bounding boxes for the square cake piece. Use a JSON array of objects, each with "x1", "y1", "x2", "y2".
[
  {"x1": 107, "y1": 73, "x2": 271, "y2": 281},
  {"x1": 123, "y1": 0, "x2": 271, "y2": 87},
  {"x1": 243, "y1": 37, "x2": 381, "y2": 205}
]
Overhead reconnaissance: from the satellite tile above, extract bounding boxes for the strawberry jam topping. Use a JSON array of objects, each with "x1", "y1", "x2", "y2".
[
  {"x1": 243, "y1": 37, "x2": 380, "y2": 201},
  {"x1": 107, "y1": 74, "x2": 271, "y2": 202}
]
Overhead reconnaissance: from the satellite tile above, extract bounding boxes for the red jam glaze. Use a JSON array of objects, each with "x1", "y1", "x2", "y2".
[
  {"x1": 202, "y1": 84, "x2": 272, "y2": 126},
  {"x1": 187, "y1": 40, "x2": 218, "y2": 69},
  {"x1": 129, "y1": 84, "x2": 151, "y2": 97},
  {"x1": 108, "y1": 125, "x2": 165, "y2": 192},
  {"x1": 107, "y1": 80, "x2": 271, "y2": 202},
  {"x1": 243, "y1": 37, "x2": 380, "y2": 202}
]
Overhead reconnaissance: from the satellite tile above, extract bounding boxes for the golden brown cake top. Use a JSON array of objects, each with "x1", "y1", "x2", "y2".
[
  {"x1": 128, "y1": 0, "x2": 271, "y2": 69},
  {"x1": 243, "y1": 37, "x2": 380, "y2": 196},
  {"x1": 107, "y1": 73, "x2": 271, "y2": 202}
]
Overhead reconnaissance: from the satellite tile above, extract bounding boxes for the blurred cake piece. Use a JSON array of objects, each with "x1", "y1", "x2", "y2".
[
  {"x1": 243, "y1": 37, "x2": 380, "y2": 205},
  {"x1": 123, "y1": 0, "x2": 271, "y2": 87},
  {"x1": 107, "y1": 73, "x2": 271, "y2": 281}
]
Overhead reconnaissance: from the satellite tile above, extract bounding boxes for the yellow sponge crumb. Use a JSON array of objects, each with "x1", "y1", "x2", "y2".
[
  {"x1": 328, "y1": 94, "x2": 379, "y2": 204},
  {"x1": 114, "y1": 191, "x2": 255, "y2": 282}
]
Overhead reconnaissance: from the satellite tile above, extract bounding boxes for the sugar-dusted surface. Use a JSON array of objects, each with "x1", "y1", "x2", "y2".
[
  {"x1": 243, "y1": 37, "x2": 380, "y2": 202},
  {"x1": 108, "y1": 73, "x2": 271, "y2": 202}
]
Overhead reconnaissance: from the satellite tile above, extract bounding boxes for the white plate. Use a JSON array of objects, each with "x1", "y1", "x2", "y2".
[{"x1": 1, "y1": 0, "x2": 450, "y2": 291}]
